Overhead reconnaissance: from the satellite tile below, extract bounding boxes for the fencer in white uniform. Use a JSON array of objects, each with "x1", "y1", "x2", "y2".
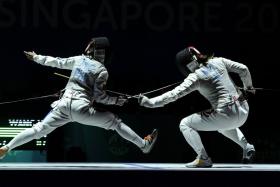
[
  {"x1": 0, "y1": 37, "x2": 158, "y2": 159},
  {"x1": 139, "y1": 46, "x2": 255, "y2": 168}
]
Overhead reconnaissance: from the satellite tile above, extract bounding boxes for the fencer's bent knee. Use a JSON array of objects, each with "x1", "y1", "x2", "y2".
[
  {"x1": 179, "y1": 118, "x2": 192, "y2": 132},
  {"x1": 179, "y1": 122, "x2": 194, "y2": 136},
  {"x1": 33, "y1": 122, "x2": 52, "y2": 139}
]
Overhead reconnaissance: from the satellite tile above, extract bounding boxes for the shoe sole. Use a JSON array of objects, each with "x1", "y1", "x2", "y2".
[{"x1": 185, "y1": 164, "x2": 213, "y2": 168}]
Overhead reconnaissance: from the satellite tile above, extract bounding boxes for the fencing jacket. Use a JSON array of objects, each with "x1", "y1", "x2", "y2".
[
  {"x1": 33, "y1": 54, "x2": 117, "y2": 105},
  {"x1": 148, "y1": 57, "x2": 253, "y2": 109}
]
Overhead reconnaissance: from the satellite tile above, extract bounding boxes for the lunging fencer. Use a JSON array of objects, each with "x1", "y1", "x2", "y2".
[
  {"x1": 0, "y1": 37, "x2": 158, "y2": 159},
  {"x1": 139, "y1": 46, "x2": 255, "y2": 168}
]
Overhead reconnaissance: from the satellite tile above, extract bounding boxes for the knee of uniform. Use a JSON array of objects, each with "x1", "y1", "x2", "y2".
[
  {"x1": 33, "y1": 122, "x2": 51, "y2": 139},
  {"x1": 179, "y1": 118, "x2": 192, "y2": 132},
  {"x1": 107, "y1": 117, "x2": 122, "y2": 131}
]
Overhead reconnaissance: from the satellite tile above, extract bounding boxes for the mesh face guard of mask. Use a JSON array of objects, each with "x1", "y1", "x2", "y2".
[
  {"x1": 186, "y1": 55, "x2": 199, "y2": 73},
  {"x1": 85, "y1": 37, "x2": 110, "y2": 63},
  {"x1": 176, "y1": 46, "x2": 201, "y2": 75}
]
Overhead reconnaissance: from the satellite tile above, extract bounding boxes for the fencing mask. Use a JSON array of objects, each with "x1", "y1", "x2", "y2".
[
  {"x1": 84, "y1": 37, "x2": 111, "y2": 64},
  {"x1": 175, "y1": 46, "x2": 201, "y2": 76}
]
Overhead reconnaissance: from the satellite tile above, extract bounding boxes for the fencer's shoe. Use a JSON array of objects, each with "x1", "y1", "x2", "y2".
[
  {"x1": 141, "y1": 129, "x2": 158, "y2": 154},
  {"x1": 185, "y1": 157, "x2": 213, "y2": 168},
  {"x1": 0, "y1": 146, "x2": 9, "y2": 159},
  {"x1": 242, "y1": 143, "x2": 255, "y2": 164}
]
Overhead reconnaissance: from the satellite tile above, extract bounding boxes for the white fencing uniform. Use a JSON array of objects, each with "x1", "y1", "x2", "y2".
[
  {"x1": 6, "y1": 55, "x2": 146, "y2": 151},
  {"x1": 142, "y1": 57, "x2": 253, "y2": 159}
]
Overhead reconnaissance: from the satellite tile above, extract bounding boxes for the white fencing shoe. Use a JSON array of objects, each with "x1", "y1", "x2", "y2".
[
  {"x1": 185, "y1": 157, "x2": 213, "y2": 168},
  {"x1": 242, "y1": 143, "x2": 255, "y2": 164},
  {"x1": 0, "y1": 146, "x2": 9, "y2": 159}
]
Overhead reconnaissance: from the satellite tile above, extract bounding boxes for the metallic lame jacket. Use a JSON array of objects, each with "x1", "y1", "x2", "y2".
[
  {"x1": 149, "y1": 57, "x2": 253, "y2": 109},
  {"x1": 33, "y1": 54, "x2": 117, "y2": 105}
]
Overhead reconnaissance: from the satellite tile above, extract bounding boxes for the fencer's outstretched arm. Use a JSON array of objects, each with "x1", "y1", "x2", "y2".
[
  {"x1": 139, "y1": 74, "x2": 199, "y2": 108},
  {"x1": 24, "y1": 51, "x2": 76, "y2": 70},
  {"x1": 222, "y1": 58, "x2": 253, "y2": 90},
  {"x1": 94, "y1": 68, "x2": 127, "y2": 106}
]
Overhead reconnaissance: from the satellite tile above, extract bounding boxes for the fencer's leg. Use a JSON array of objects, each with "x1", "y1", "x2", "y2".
[
  {"x1": 179, "y1": 116, "x2": 213, "y2": 168},
  {"x1": 179, "y1": 118, "x2": 208, "y2": 159},
  {"x1": 0, "y1": 122, "x2": 56, "y2": 159},
  {"x1": 114, "y1": 122, "x2": 145, "y2": 148},
  {"x1": 218, "y1": 128, "x2": 255, "y2": 163},
  {"x1": 0, "y1": 108, "x2": 70, "y2": 159},
  {"x1": 114, "y1": 122, "x2": 158, "y2": 154},
  {"x1": 218, "y1": 128, "x2": 248, "y2": 149},
  {"x1": 8, "y1": 122, "x2": 56, "y2": 150},
  {"x1": 74, "y1": 105, "x2": 158, "y2": 153},
  {"x1": 1, "y1": 126, "x2": 45, "y2": 158},
  {"x1": 74, "y1": 108, "x2": 145, "y2": 148}
]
